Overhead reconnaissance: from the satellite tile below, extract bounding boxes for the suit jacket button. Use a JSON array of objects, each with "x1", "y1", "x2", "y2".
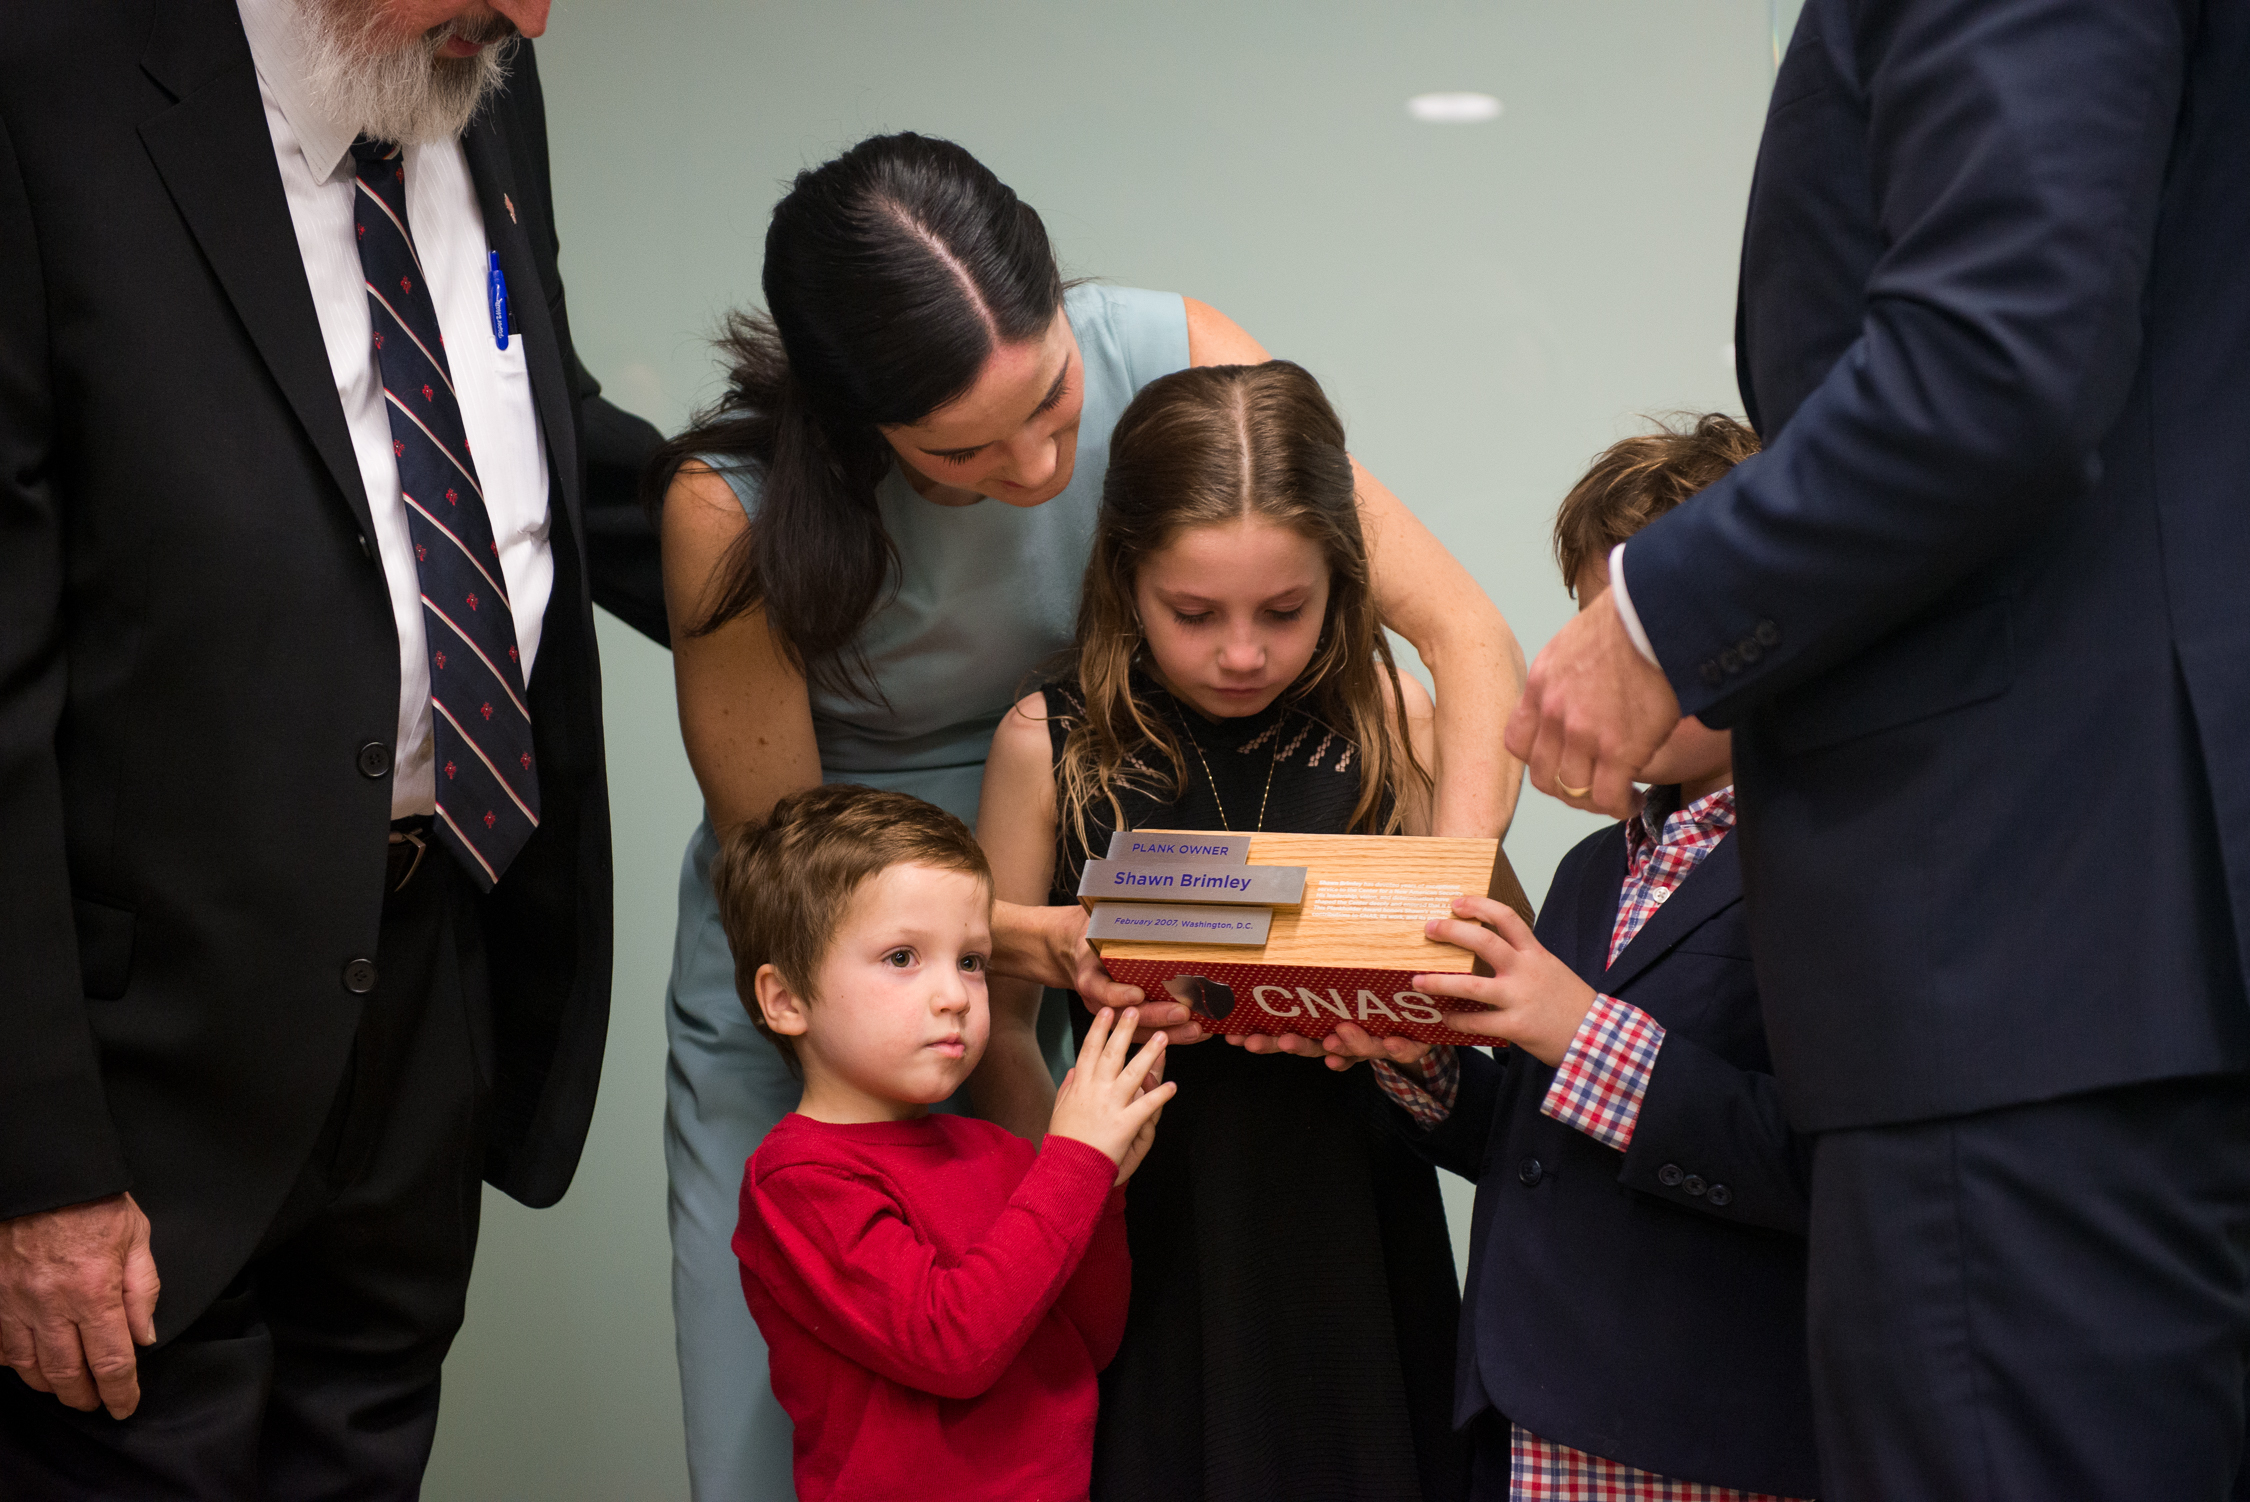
[
  {"x1": 1737, "y1": 637, "x2": 1762, "y2": 664},
  {"x1": 1518, "y1": 1158, "x2": 1544, "y2": 1187},
  {"x1": 1700, "y1": 660, "x2": 1723, "y2": 687},
  {"x1": 343, "y1": 958, "x2": 378, "y2": 994},
  {"x1": 1706, "y1": 1184, "x2": 1733, "y2": 1207},
  {"x1": 1683, "y1": 1174, "x2": 1708, "y2": 1196},
  {"x1": 1718, "y1": 648, "x2": 1742, "y2": 675},
  {"x1": 1657, "y1": 1163, "x2": 1685, "y2": 1187},
  {"x1": 357, "y1": 742, "x2": 393, "y2": 778},
  {"x1": 1754, "y1": 618, "x2": 1781, "y2": 647}
]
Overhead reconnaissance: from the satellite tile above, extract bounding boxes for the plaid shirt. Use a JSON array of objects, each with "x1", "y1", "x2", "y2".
[
  {"x1": 1374, "y1": 786, "x2": 1789, "y2": 1501},
  {"x1": 1509, "y1": 1426, "x2": 1806, "y2": 1500},
  {"x1": 1372, "y1": 784, "x2": 1736, "y2": 1147},
  {"x1": 1541, "y1": 783, "x2": 1738, "y2": 1151}
]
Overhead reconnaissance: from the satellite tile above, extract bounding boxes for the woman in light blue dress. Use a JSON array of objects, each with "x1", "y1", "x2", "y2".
[{"x1": 653, "y1": 132, "x2": 1525, "y2": 1499}]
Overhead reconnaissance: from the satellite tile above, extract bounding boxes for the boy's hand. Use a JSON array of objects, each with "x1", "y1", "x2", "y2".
[
  {"x1": 1112, "y1": 1047, "x2": 1166, "y2": 1184},
  {"x1": 1411, "y1": 897, "x2": 1596, "y2": 1067},
  {"x1": 1049, "y1": 1008, "x2": 1177, "y2": 1185}
]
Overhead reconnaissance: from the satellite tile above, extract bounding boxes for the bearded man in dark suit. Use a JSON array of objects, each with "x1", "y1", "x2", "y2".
[
  {"x1": 0, "y1": 1, "x2": 654, "y2": 1493},
  {"x1": 1506, "y1": 2, "x2": 2250, "y2": 1496}
]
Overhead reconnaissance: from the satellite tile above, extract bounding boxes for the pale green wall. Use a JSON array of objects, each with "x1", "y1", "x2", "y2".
[{"x1": 425, "y1": 5, "x2": 1791, "y2": 1497}]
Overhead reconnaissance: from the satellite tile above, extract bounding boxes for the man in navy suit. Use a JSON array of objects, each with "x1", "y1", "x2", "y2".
[{"x1": 1507, "y1": 2, "x2": 2250, "y2": 1495}]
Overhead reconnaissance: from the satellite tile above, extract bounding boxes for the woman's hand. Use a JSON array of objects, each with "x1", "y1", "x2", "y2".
[
  {"x1": 1410, "y1": 896, "x2": 1594, "y2": 1067},
  {"x1": 1048, "y1": 1009, "x2": 1176, "y2": 1186}
]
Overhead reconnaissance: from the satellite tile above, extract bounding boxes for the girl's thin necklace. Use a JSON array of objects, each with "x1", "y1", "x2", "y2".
[{"x1": 1178, "y1": 712, "x2": 1286, "y2": 833}]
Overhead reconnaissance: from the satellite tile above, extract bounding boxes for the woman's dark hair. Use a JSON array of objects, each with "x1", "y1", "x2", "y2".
[{"x1": 645, "y1": 133, "x2": 1065, "y2": 694}]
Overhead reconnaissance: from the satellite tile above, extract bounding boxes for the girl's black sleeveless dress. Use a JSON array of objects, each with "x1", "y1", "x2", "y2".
[{"x1": 1042, "y1": 678, "x2": 1468, "y2": 1502}]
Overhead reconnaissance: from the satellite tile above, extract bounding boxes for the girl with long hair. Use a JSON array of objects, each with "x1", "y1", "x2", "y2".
[
  {"x1": 655, "y1": 133, "x2": 1522, "y2": 1497},
  {"x1": 977, "y1": 360, "x2": 1471, "y2": 1501}
]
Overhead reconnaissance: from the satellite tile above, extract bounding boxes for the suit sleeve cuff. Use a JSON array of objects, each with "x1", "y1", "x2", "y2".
[
  {"x1": 1609, "y1": 543, "x2": 1661, "y2": 668},
  {"x1": 1539, "y1": 994, "x2": 1665, "y2": 1152}
]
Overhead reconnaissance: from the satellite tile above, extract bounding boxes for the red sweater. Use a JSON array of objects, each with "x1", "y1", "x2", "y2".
[{"x1": 734, "y1": 1112, "x2": 1129, "y2": 1502}]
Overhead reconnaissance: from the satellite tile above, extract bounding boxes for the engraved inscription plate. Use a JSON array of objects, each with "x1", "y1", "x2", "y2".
[
  {"x1": 1078, "y1": 859, "x2": 1306, "y2": 907},
  {"x1": 1307, "y1": 880, "x2": 1465, "y2": 922},
  {"x1": 1105, "y1": 830, "x2": 1252, "y2": 864},
  {"x1": 1087, "y1": 902, "x2": 1273, "y2": 947}
]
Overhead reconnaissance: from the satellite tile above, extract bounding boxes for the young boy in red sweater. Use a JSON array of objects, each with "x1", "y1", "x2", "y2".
[{"x1": 713, "y1": 784, "x2": 1174, "y2": 1502}]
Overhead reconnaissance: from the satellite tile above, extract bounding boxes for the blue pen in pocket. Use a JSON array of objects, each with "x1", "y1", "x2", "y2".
[{"x1": 487, "y1": 250, "x2": 513, "y2": 350}]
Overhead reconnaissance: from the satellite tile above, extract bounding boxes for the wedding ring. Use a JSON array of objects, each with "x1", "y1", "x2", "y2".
[{"x1": 1558, "y1": 780, "x2": 1593, "y2": 798}]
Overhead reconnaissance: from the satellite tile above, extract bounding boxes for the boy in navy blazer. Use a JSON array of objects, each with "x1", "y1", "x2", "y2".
[{"x1": 1330, "y1": 416, "x2": 1816, "y2": 1500}]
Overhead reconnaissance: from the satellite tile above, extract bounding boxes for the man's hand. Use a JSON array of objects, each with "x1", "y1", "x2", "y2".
[
  {"x1": 0, "y1": 1192, "x2": 160, "y2": 1418},
  {"x1": 1505, "y1": 590, "x2": 1680, "y2": 818},
  {"x1": 1411, "y1": 897, "x2": 1597, "y2": 1068}
]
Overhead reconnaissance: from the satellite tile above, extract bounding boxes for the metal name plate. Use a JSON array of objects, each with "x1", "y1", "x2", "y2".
[
  {"x1": 1105, "y1": 830, "x2": 1251, "y2": 864},
  {"x1": 1087, "y1": 902, "x2": 1273, "y2": 947},
  {"x1": 1078, "y1": 859, "x2": 1306, "y2": 906}
]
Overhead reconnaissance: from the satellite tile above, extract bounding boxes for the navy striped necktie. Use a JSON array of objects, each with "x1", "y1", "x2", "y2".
[{"x1": 348, "y1": 137, "x2": 539, "y2": 890}]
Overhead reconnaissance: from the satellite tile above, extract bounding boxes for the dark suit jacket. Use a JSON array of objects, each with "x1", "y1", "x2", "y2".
[
  {"x1": 1620, "y1": 0, "x2": 2250, "y2": 1131},
  {"x1": 0, "y1": 1, "x2": 628, "y2": 1337},
  {"x1": 1398, "y1": 823, "x2": 1818, "y2": 1499}
]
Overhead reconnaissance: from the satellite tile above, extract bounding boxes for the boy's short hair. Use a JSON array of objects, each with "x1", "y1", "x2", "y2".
[
  {"x1": 710, "y1": 784, "x2": 993, "y2": 1075},
  {"x1": 1554, "y1": 413, "x2": 1761, "y2": 596}
]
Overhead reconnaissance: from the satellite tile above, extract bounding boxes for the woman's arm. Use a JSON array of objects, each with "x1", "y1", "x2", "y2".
[
  {"x1": 1393, "y1": 667, "x2": 1438, "y2": 838},
  {"x1": 1184, "y1": 299, "x2": 1526, "y2": 837},
  {"x1": 661, "y1": 463, "x2": 822, "y2": 830},
  {"x1": 1357, "y1": 463, "x2": 1524, "y2": 836},
  {"x1": 970, "y1": 696, "x2": 1069, "y2": 1136}
]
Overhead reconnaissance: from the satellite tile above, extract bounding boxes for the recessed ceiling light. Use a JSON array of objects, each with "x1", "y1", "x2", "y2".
[{"x1": 1407, "y1": 92, "x2": 1502, "y2": 123}]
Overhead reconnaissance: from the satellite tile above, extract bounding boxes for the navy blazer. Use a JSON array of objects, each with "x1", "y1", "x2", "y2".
[
  {"x1": 1621, "y1": 0, "x2": 2250, "y2": 1131},
  {"x1": 1398, "y1": 820, "x2": 1818, "y2": 1499}
]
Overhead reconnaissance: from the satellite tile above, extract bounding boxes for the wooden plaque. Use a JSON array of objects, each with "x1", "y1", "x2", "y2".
[{"x1": 1089, "y1": 829, "x2": 1536, "y2": 1047}]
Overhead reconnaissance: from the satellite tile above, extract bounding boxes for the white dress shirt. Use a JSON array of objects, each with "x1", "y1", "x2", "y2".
[
  {"x1": 1609, "y1": 542, "x2": 1660, "y2": 666},
  {"x1": 238, "y1": 0, "x2": 553, "y2": 818}
]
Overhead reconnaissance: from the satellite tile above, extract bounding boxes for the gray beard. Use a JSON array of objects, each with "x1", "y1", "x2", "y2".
[{"x1": 301, "y1": 0, "x2": 517, "y2": 146}]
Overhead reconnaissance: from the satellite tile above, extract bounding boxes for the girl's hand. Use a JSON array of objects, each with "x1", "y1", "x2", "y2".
[
  {"x1": 1072, "y1": 927, "x2": 1208, "y2": 1045},
  {"x1": 1227, "y1": 1022, "x2": 1435, "y2": 1072},
  {"x1": 991, "y1": 904, "x2": 1204, "y2": 1044},
  {"x1": 1411, "y1": 897, "x2": 1594, "y2": 1067},
  {"x1": 1223, "y1": 1031, "x2": 1327, "y2": 1061},
  {"x1": 1048, "y1": 1009, "x2": 1178, "y2": 1185},
  {"x1": 1319, "y1": 1021, "x2": 1435, "y2": 1073}
]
